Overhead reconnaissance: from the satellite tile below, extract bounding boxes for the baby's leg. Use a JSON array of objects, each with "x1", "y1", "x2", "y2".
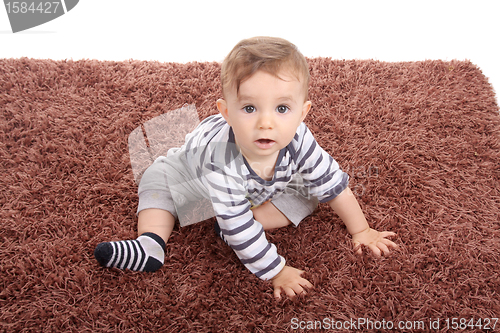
[
  {"x1": 137, "y1": 208, "x2": 176, "y2": 243},
  {"x1": 255, "y1": 186, "x2": 319, "y2": 230},
  {"x1": 94, "y1": 208, "x2": 175, "y2": 272},
  {"x1": 94, "y1": 157, "x2": 177, "y2": 272},
  {"x1": 252, "y1": 202, "x2": 291, "y2": 230}
]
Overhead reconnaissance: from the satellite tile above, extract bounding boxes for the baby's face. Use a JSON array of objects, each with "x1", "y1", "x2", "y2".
[{"x1": 218, "y1": 70, "x2": 311, "y2": 164}]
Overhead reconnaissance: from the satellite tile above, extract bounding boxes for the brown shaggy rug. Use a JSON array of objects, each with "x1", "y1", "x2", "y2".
[{"x1": 1, "y1": 58, "x2": 499, "y2": 332}]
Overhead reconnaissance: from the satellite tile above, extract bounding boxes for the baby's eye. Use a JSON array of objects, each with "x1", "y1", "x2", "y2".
[
  {"x1": 276, "y1": 105, "x2": 290, "y2": 114},
  {"x1": 243, "y1": 105, "x2": 256, "y2": 113}
]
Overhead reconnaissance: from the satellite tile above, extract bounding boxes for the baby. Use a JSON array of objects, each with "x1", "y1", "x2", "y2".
[{"x1": 94, "y1": 36, "x2": 397, "y2": 299}]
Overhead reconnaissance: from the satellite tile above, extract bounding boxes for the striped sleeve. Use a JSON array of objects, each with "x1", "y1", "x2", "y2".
[
  {"x1": 294, "y1": 124, "x2": 349, "y2": 202},
  {"x1": 202, "y1": 159, "x2": 285, "y2": 280}
]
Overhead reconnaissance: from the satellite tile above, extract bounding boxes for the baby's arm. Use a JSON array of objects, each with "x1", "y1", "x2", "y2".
[
  {"x1": 252, "y1": 203, "x2": 314, "y2": 299},
  {"x1": 328, "y1": 187, "x2": 397, "y2": 256}
]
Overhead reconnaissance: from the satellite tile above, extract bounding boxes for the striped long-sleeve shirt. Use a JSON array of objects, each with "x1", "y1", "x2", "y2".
[{"x1": 167, "y1": 114, "x2": 348, "y2": 280}]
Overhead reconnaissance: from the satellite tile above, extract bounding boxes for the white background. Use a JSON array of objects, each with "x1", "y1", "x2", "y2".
[{"x1": 1, "y1": 0, "x2": 499, "y2": 102}]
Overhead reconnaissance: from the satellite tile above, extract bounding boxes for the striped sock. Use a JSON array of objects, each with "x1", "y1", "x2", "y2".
[{"x1": 94, "y1": 232, "x2": 165, "y2": 272}]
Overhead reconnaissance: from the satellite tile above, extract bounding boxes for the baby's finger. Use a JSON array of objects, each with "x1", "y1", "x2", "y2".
[
  {"x1": 274, "y1": 287, "x2": 282, "y2": 300},
  {"x1": 352, "y1": 241, "x2": 363, "y2": 255},
  {"x1": 292, "y1": 285, "x2": 305, "y2": 296},
  {"x1": 381, "y1": 238, "x2": 398, "y2": 249},
  {"x1": 367, "y1": 244, "x2": 382, "y2": 257},
  {"x1": 301, "y1": 278, "x2": 314, "y2": 290},
  {"x1": 379, "y1": 231, "x2": 396, "y2": 238},
  {"x1": 376, "y1": 241, "x2": 391, "y2": 255},
  {"x1": 283, "y1": 286, "x2": 297, "y2": 299}
]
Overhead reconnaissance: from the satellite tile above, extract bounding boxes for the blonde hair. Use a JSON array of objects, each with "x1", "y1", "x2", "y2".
[{"x1": 220, "y1": 36, "x2": 310, "y2": 99}]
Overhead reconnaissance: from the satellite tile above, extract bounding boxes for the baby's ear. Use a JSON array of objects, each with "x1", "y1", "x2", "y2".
[
  {"x1": 217, "y1": 99, "x2": 230, "y2": 124},
  {"x1": 301, "y1": 101, "x2": 312, "y2": 122}
]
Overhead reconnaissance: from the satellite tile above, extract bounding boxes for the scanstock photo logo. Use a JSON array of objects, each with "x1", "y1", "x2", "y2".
[{"x1": 3, "y1": 0, "x2": 79, "y2": 33}]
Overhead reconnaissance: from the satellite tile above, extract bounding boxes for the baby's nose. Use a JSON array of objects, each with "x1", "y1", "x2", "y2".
[{"x1": 258, "y1": 111, "x2": 274, "y2": 129}]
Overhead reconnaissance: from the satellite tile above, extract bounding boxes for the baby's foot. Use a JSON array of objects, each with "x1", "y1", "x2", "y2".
[{"x1": 94, "y1": 232, "x2": 165, "y2": 272}]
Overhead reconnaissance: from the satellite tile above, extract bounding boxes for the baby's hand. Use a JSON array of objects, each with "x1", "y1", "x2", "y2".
[
  {"x1": 271, "y1": 265, "x2": 313, "y2": 300},
  {"x1": 351, "y1": 227, "x2": 398, "y2": 256}
]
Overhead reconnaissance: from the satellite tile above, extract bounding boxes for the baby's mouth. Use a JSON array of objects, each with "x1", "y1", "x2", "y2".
[{"x1": 255, "y1": 138, "x2": 276, "y2": 149}]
